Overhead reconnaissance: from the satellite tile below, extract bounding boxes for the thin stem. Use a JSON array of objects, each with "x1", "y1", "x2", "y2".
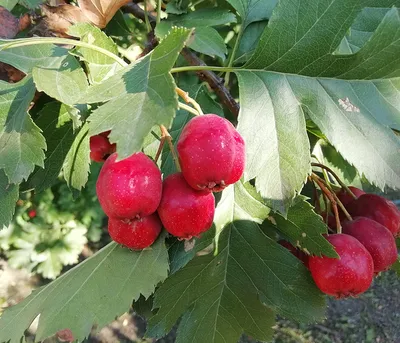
[
  {"x1": 0, "y1": 37, "x2": 128, "y2": 67},
  {"x1": 160, "y1": 125, "x2": 181, "y2": 171},
  {"x1": 312, "y1": 163, "x2": 356, "y2": 199},
  {"x1": 310, "y1": 174, "x2": 342, "y2": 234},
  {"x1": 224, "y1": 26, "x2": 243, "y2": 87},
  {"x1": 171, "y1": 65, "x2": 235, "y2": 74},
  {"x1": 154, "y1": 137, "x2": 165, "y2": 163},
  {"x1": 156, "y1": 0, "x2": 162, "y2": 25},
  {"x1": 143, "y1": 0, "x2": 152, "y2": 33},
  {"x1": 178, "y1": 102, "x2": 200, "y2": 116},
  {"x1": 176, "y1": 87, "x2": 204, "y2": 115}
]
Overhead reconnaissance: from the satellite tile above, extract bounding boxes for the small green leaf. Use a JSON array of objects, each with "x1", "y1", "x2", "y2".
[
  {"x1": 18, "y1": 0, "x2": 44, "y2": 8},
  {"x1": 0, "y1": 0, "x2": 18, "y2": 10},
  {"x1": 391, "y1": 258, "x2": 400, "y2": 276},
  {"x1": 0, "y1": 235, "x2": 169, "y2": 342},
  {"x1": 159, "y1": 9, "x2": 236, "y2": 27},
  {"x1": 0, "y1": 169, "x2": 18, "y2": 229},
  {"x1": 33, "y1": 55, "x2": 88, "y2": 105},
  {"x1": 236, "y1": 71, "x2": 311, "y2": 214},
  {"x1": 0, "y1": 43, "x2": 68, "y2": 73},
  {"x1": 273, "y1": 196, "x2": 338, "y2": 258},
  {"x1": 63, "y1": 123, "x2": 90, "y2": 191},
  {"x1": 68, "y1": 23, "x2": 122, "y2": 84},
  {"x1": 226, "y1": 0, "x2": 277, "y2": 27},
  {"x1": 0, "y1": 77, "x2": 46, "y2": 183},
  {"x1": 236, "y1": 20, "x2": 268, "y2": 63},
  {"x1": 25, "y1": 103, "x2": 75, "y2": 193},
  {"x1": 86, "y1": 27, "x2": 192, "y2": 159},
  {"x1": 188, "y1": 27, "x2": 227, "y2": 60}
]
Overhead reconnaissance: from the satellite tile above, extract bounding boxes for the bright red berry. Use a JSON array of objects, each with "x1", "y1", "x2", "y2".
[
  {"x1": 28, "y1": 209, "x2": 36, "y2": 218},
  {"x1": 278, "y1": 240, "x2": 309, "y2": 268},
  {"x1": 336, "y1": 186, "x2": 365, "y2": 207},
  {"x1": 108, "y1": 213, "x2": 162, "y2": 250},
  {"x1": 346, "y1": 194, "x2": 400, "y2": 237},
  {"x1": 90, "y1": 134, "x2": 114, "y2": 162},
  {"x1": 96, "y1": 152, "x2": 162, "y2": 219},
  {"x1": 157, "y1": 173, "x2": 215, "y2": 239},
  {"x1": 177, "y1": 114, "x2": 245, "y2": 192},
  {"x1": 309, "y1": 234, "x2": 374, "y2": 298},
  {"x1": 342, "y1": 217, "x2": 397, "y2": 273}
]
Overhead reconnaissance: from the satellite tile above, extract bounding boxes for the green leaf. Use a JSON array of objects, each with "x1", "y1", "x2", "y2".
[
  {"x1": 0, "y1": 236, "x2": 169, "y2": 342},
  {"x1": 63, "y1": 123, "x2": 90, "y2": 191},
  {"x1": 236, "y1": 20, "x2": 268, "y2": 63},
  {"x1": 236, "y1": 71, "x2": 311, "y2": 214},
  {"x1": 33, "y1": 54, "x2": 88, "y2": 105},
  {"x1": 0, "y1": 77, "x2": 46, "y2": 183},
  {"x1": 0, "y1": 0, "x2": 18, "y2": 10},
  {"x1": 68, "y1": 23, "x2": 122, "y2": 84},
  {"x1": 226, "y1": 0, "x2": 277, "y2": 27},
  {"x1": 273, "y1": 196, "x2": 337, "y2": 257},
  {"x1": 86, "y1": 27, "x2": 192, "y2": 159},
  {"x1": 0, "y1": 43, "x2": 68, "y2": 73},
  {"x1": 391, "y1": 257, "x2": 400, "y2": 276},
  {"x1": 187, "y1": 27, "x2": 227, "y2": 60},
  {"x1": 0, "y1": 169, "x2": 18, "y2": 229},
  {"x1": 25, "y1": 103, "x2": 75, "y2": 193},
  {"x1": 18, "y1": 0, "x2": 44, "y2": 8}
]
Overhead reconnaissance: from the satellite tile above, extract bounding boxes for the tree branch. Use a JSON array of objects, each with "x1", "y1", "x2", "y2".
[{"x1": 122, "y1": 2, "x2": 240, "y2": 118}]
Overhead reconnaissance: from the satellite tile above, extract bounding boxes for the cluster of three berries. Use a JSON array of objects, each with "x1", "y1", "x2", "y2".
[{"x1": 95, "y1": 114, "x2": 245, "y2": 249}]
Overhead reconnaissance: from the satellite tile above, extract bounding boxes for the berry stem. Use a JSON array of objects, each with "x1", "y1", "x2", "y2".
[
  {"x1": 154, "y1": 136, "x2": 166, "y2": 164},
  {"x1": 176, "y1": 87, "x2": 204, "y2": 115},
  {"x1": 160, "y1": 125, "x2": 181, "y2": 172},
  {"x1": 311, "y1": 163, "x2": 357, "y2": 199},
  {"x1": 310, "y1": 174, "x2": 342, "y2": 234},
  {"x1": 178, "y1": 102, "x2": 201, "y2": 116}
]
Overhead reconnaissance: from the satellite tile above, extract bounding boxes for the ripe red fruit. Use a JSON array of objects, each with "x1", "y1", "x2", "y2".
[
  {"x1": 108, "y1": 214, "x2": 162, "y2": 250},
  {"x1": 336, "y1": 186, "x2": 365, "y2": 207},
  {"x1": 96, "y1": 152, "x2": 162, "y2": 219},
  {"x1": 28, "y1": 209, "x2": 36, "y2": 218},
  {"x1": 346, "y1": 194, "x2": 400, "y2": 237},
  {"x1": 157, "y1": 173, "x2": 215, "y2": 239},
  {"x1": 278, "y1": 240, "x2": 309, "y2": 268},
  {"x1": 342, "y1": 217, "x2": 397, "y2": 273},
  {"x1": 309, "y1": 234, "x2": 374, "y2": 298},
  {"x1": 177, "y1": 114, "x2": 245, "y2": 192},
  {"x1": 90, "y1": 134, "x2": 114, "y2": 162}
]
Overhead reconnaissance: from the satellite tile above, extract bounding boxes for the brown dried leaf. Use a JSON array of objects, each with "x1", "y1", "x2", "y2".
[
  {"x1": 56, "y1": 329, "x2": 75, "y2": 342},
  {"x1": 41, "y1": 4, "x2": 90, "y2": 36},
  {"x1": 78, "y1": 0, "x2": 131, "y2": 28},
  {"x1": 0, "y1": 6, "x2": 19, "y2": 38}
]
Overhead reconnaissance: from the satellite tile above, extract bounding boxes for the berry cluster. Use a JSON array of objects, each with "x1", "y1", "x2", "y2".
[
  {"x1": 95, "y1": 114, "x2": 245, "y2": 249},
  {"x1": 282, "y1": 187, "x2": 399, "y2": 299}
]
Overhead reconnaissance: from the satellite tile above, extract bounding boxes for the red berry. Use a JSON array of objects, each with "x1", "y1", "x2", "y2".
[
  {"x1": 346, "y1": 194, "x2": 400, "y2": 237},
  {"x1": 342, "y1": 217, "x2": 397, "y2": 273},
  {"x1": 96, "y1": 152, "x2": 162, "y2": 219},
  {"x1": 309, "y1": 234, "x2": 374, "y2": 298},
  {"x1": 278, "y1": 240, "x2": 309, "y2": 268},
  {"x1": 28, "y1": 209, "x2": 36, "y2": 218},
  {"x1": 336, "y1": 186, "x2": 365, "y2": 207},
  {"x1": 157, "y1": 173, "x2": 215, "y2": 239},
  {"x1": 108, "y1": 213, "x2": 162, "y2": 250},
  {"x1": 177, "y1": 114, "x2": 245, "y2": 192},
  {"x1": 90, "y1": 135, "x2": 113, "y2": 162}
]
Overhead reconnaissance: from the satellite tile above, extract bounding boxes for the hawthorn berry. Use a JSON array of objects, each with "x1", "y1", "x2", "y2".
[
  {"x1": 157, "y1": 173, "x2": 215, "y2": 239},
  {"x1": 90, "y1": 134, "x2": 115, "y2": 162},
  {"x1": 346, "y1": 194, "x2": 400, "y2": 237},
  {"x1": 336, "y1": 186, "x2": 365, "y2": 207},
  {"x1": 177, "y1": 114, "x2": 245, "y2": 192},
  {"x1": 28, "y1": 209, "x2": 36, "y2": 218},
  {"x1": 278, "y1": 240, "x2": 309, "y2": 268},
  {"x1": 108, "y1": 213, "x2": 162, "y2": 250},
  {"x1": 342, "y1": 217, "x2": 397, "y2": 273},
  {"x1": 308, "y1": 234, "x2": 374, "y2": 298},
  {"x1": 96, "y1": 152, "x2": 162, "y2": 219}
]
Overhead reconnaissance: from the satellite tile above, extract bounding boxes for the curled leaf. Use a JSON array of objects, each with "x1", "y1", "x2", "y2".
[{"x1": 77, "y1": 0, "x2": 131, "y2": 28}]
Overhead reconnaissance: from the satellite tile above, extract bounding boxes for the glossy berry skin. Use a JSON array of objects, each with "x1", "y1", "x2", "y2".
[
  {"x1": 90, "y1": 135, "x2": 114, "y2": 162},
  {"x1": 177, "y1": 114, "x2": 245, "y2": 192},
  {"x1": 342, "y1": 217, "x2": 397, "y2": 273},
  {"x1": 336, "y1": 186, "x2": 365, "y2": 207},
  {"x1": 96, "y1": 152, "x2": 162, "y2": 219},
  {"x1": 28, "y1": 209, "x2": 36, "y2": 218},
  {"x1": 108, "y1": 213, "x2": 162, "y2": 250},
  {"x1": 278, "y1": 240, "x2": 309, "y2": 268},
  {"x1": 347, "y1": 194, "x2": 400, "y2": 237},
  {"x1": 157, "y1": 173, "x2": 215, "y2": 239},
  {"x1": 309, "y1": 234, "x2": 374, "y2": 298}
]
